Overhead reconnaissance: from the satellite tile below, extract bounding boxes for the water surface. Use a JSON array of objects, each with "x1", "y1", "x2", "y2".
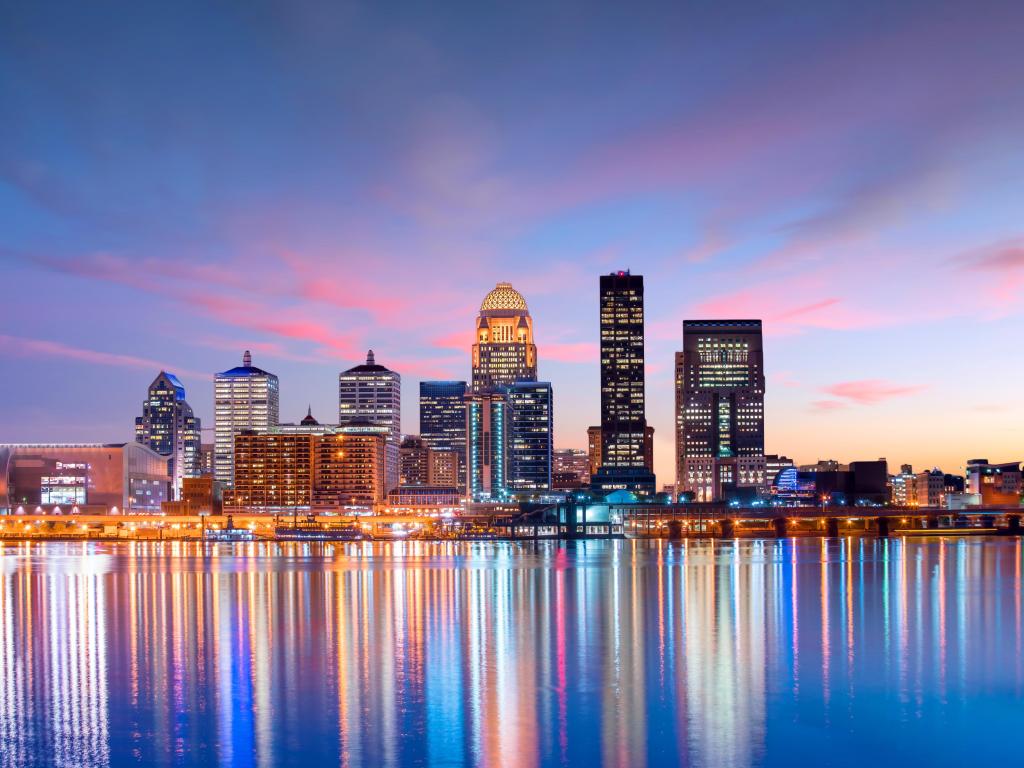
[{"x1": 1, "y1": 538, "x2": 1021, "y2": 767}]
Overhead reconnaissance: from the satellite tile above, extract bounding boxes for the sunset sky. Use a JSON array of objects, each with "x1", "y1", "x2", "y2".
[{"x1": 2, "y1": 1, "x2": 1023, "y2": 482}]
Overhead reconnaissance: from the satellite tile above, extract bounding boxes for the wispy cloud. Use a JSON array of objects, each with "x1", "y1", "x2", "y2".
[
  {"x1": 822, "y1": 379, "x2": 926, "y2": 405},
  {"x1": 0, "y1": 333, "x2": 207, "y2": 378}
]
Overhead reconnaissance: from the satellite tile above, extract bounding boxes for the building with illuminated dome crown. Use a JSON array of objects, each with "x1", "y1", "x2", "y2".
[{"x1": 472, "y1": 282, "x2": 538, "y2": 390}]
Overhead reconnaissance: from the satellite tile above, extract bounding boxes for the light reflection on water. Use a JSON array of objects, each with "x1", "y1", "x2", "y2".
[{"x1": 0, "y1": 538, "x2": 1022, "y2": 767}]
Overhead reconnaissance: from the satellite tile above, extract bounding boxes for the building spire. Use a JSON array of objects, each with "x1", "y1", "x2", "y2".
[
  {"x1": 243, "y1": 350, "x2": 252, "y2": 367},
  {"x1": 366, "y1": 349, "x2": 375, "y2": 366}
]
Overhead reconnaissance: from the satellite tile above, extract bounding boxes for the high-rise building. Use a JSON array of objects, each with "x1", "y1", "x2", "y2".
[
  {"x1": 587, "y1": 426, "x2": 602, "y2": 477},
  {"x1": 675, "y1": 320, "x2": 765, "y2": 490},
  {"x1": 214, "y1": 351, "x2": 280, "y2": 486},
  {"x1": 593, "y1": 271, "x2": 655, "y2": 494},
  {"x1": 471, "y1": 282, "x2": 537, "y2": 391},
  {"x1": 466, "y1": 390, "x2": 509, "y2": 500},
  {"x1": 228, "y1": 423, "x2": 388, "y2": 511},
  {"x1": 400, "y1": 435, "x2": 431, "y2": 486},
  {"x1": 339, "y1": 350, "x2": 401, "y2": 492},
  {"x1": 419, "y1": 380, "x2": 468, "y2": 490},
  {"x1": 507, "y1": 381, "x2": 553, "y2": 494},
  {"x1": 134, "y1": 371, "x2": 201, "y2": 499}
]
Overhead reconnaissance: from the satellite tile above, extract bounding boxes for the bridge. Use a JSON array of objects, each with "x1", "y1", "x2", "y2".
[{"x1": 0, "y1": 502, "x2": 1021, "y2": 541}]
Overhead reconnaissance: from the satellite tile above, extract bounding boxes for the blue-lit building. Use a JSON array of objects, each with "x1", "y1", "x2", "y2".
[
  {"x1": 135, "y1": 371, "x2": 201, "y2": 499},
  {"x1": 466, "y1": 390, "x2": 509, "y2": 501},
  {"x1": 507, "y1": 381, "x2": 553, "y2": 495},
  {"x1": 419, "y1": 380, "x2": 467, "y2": 491}
]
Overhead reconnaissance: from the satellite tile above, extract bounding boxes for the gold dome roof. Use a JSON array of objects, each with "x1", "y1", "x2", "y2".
[{"x1": 480, "y1": 282, "x2": 528, "y2": 312}]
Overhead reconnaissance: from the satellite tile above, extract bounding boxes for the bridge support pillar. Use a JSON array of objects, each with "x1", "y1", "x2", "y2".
[
  {"x1": 980, "y1": 514, "x2": 996, "y2": 529},
  {"x1": 876, "y1": 517, "x2": 890, "y2": 537},
  {"x1": 1007, "y1": 514, "x2": 1022, "y2": 535},
  {"x1": 772, "y1": 517, "x2": 787, "y2": 538},
  {"x1": 667, "y1": 519, "x2": 684, "y2": 540},
  {"x1": 718, "y1": 518, "x2": 735, "y2": 539},
  {"x1": 826, "y1": 518, "x2": 839, "y2": 537},
  {"x1": 926, "y1": 515, "x2": 939, "y2": 529}
]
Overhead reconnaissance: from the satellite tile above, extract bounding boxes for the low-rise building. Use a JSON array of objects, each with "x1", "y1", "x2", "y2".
[{"x1": 0, "y1": 443, "x2": 170, "y2": 513}]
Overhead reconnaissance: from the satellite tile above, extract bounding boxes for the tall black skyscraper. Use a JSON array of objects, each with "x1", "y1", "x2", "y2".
[
  {"x1": 419, "y1": 380, "x2": 468, "y2": 490},
  {"x1": 675, "y1": 320, "x2": 765, "y2": 484},
  {"x1": 592, "y1": 271, "x2": 656, "y2": 494}
]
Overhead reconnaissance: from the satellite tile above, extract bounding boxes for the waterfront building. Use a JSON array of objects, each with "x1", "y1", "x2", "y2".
[
  {"x1": 466, "y1": 390, "x2": 510, "y2": 500},
  {"x1": 916, "y1": 469, "x2": 945, "y2": 507},
  {"x1": 214, "y1": 351, "x2": 279, "y2": 486},
  {"x1": 419, "y1": 380, "x2": 468, "y2": 490},
  {"x1": 592, "y1": 271, "x2": 655, "y2": 494},
  {"x1": 385, "y1": 485, "x2": 462, "y2": 509},
  {"x1": 314, "y1": 423, "x2": 388, "y2": 507},
  {"x1": 965, "y1": 459, "x2": 1022, "y2": 505},
  {"x1": 553, "y1": 448, "x2": 590, "y2": 490},
  {"x1": 134, "y1": 371, "x2": 201, "y2": 499},
  {"x1": 507, "y1": 381, "x2": 553, "y2": 495},
  {"x1": 891, "y1": 464, "x2": 916, "y2": 506},
  {"x1": 587, "y1": 426, "x2": 602, "y2": 477},
  {"x1": 675, "y1": 320, "x2": 765, "y2": 492},
  {"x1": 275, "y1": 407, "x2": 337, "y2": 435},
  {"x1": 471, "y1": 282, "x2": 537, "y2": 391},
  {"x1": 230, "y1": 432, "x2": 315, "y2": 511},
  {"x1": 339, "y1": 350, "x2": 401, "y2": 492},
  {"x1": 764, "y1": 455, "x2": 795, "y2": 486},
  {"x1": 681, "y1": 456, "x2": 767, "y2": 503},
  {"x1": 0, "y1": 443, "x2": 170, "y2": 513}
]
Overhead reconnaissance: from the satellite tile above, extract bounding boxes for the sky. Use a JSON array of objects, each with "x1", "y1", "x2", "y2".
[{"x1": 2, "y1": 0, "x2": 1023, "y2": 483}]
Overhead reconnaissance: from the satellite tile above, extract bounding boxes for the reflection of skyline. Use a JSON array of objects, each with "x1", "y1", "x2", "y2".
[{"x1": 0, "y1": 539, "x2": 1021, "y2": 767}]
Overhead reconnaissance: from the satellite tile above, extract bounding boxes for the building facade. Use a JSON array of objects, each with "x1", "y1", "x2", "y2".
[
  {"x1": 214, "y1": 351, "x2": 279, "y2": 486},
  {"x1": 471, "y1": 282, "x2": 537, "y2": 391},
  {"x1": 507, "y1": 381, "x2": 553, "y2": 495},
  {"x1": 338, "y1": 350, "x2": 401, "y2": 492},
  {"x1": 675, "y1": 320, "x2": 765, "y2": 492},
  {"x1": 0, "y1": 443, "x2": 170, "y2": 513},
  {"x1": 553, "y1": 449, "x2": 590, "y2": 490},
  {"x1": 419, "y1": 380, "x2": 468, "y2": 490},
  {"x1": 135, "y1": 371, "x2": 201, "y2": 499},
  {"x1": 593, "y1": 271, "x2": 655, "y2": 493},
  {"x1": 466, "y1": 390, "x2": 509, "y2": 500}
]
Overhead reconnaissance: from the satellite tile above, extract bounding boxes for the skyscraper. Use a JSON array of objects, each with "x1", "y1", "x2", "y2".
[
  {"x1": 593, "y1": 271, "x2": 655, "y2": 494},
  {"x1": 675, "y1": 320, "x2": 765, "y2": 490},
  {"x1": 471, "y1": 282, "x2": 537, "y2": 391},
  {"x1": 135, "y1": 371, "x2": 201, "y2": 499},
  {"x1": 419, "y1": 380, "x2": 467, "y2": 490},
  {"x1": 466, "y1": 390, "x2": 509, "y2": 500},
  {"x1": 507, "y1": 381, "x2": 553, "y2": 494},
  {"x1": 214, "y1": 351, "x2": 279, "y2": 486},
  {"x1": 338, "y1": 350, "x2": 401, "y2": 491}
]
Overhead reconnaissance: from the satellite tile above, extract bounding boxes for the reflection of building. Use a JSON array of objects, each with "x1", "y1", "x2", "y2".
[
  {"x1": 592, "y1": 271, "x2": 655, "y2": 494},
  {"x1": 675, "y1": 320, "x2": 764, "y2": 492},
  {"x1": 507, "y1": 381, "x2": 553, "y2": 494},
  {"x1": 419, "y1": 381, "x2": 468, "y2": 490},
  {"x1": 466, "y1": 390, "x2": 509, "y2": 500},
  {"x1": 135, "y1": 371, "x2": 201, "y2": 499},
  {"x1": 339, "y1": 350, "x2": 401, "y2": 492},
  {"x1": 214, "y1": 351, "x2": 279, "y2": 486},
  {"x1": 0, "y1": 443, "x2": 170, "y2": 513},
  {"x1": 965, "y1": 459, "x2": 1022, "y2": 505},
  {"x1": 471, "y1": 282, "x2": 537, "y2": 391}
]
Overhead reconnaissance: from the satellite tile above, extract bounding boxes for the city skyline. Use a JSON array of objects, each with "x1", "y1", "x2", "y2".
[{"x1": 4, "y1": 1, "x2": 1024, "y2": 481}]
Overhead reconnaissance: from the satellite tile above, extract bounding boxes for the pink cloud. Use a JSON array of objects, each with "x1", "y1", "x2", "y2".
[
  {"x1": 544, "y1": 341, "x2": 599, "y2": 364},
  {"x1": 812, "y1": 400, "x2": 848, "y2": 411},
  {"x1": 0, "y1": 333, "x2": 207, "y2": 378},
  {"x1": 822, "y1": 379, "x2": 926, "y2": 405}
]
